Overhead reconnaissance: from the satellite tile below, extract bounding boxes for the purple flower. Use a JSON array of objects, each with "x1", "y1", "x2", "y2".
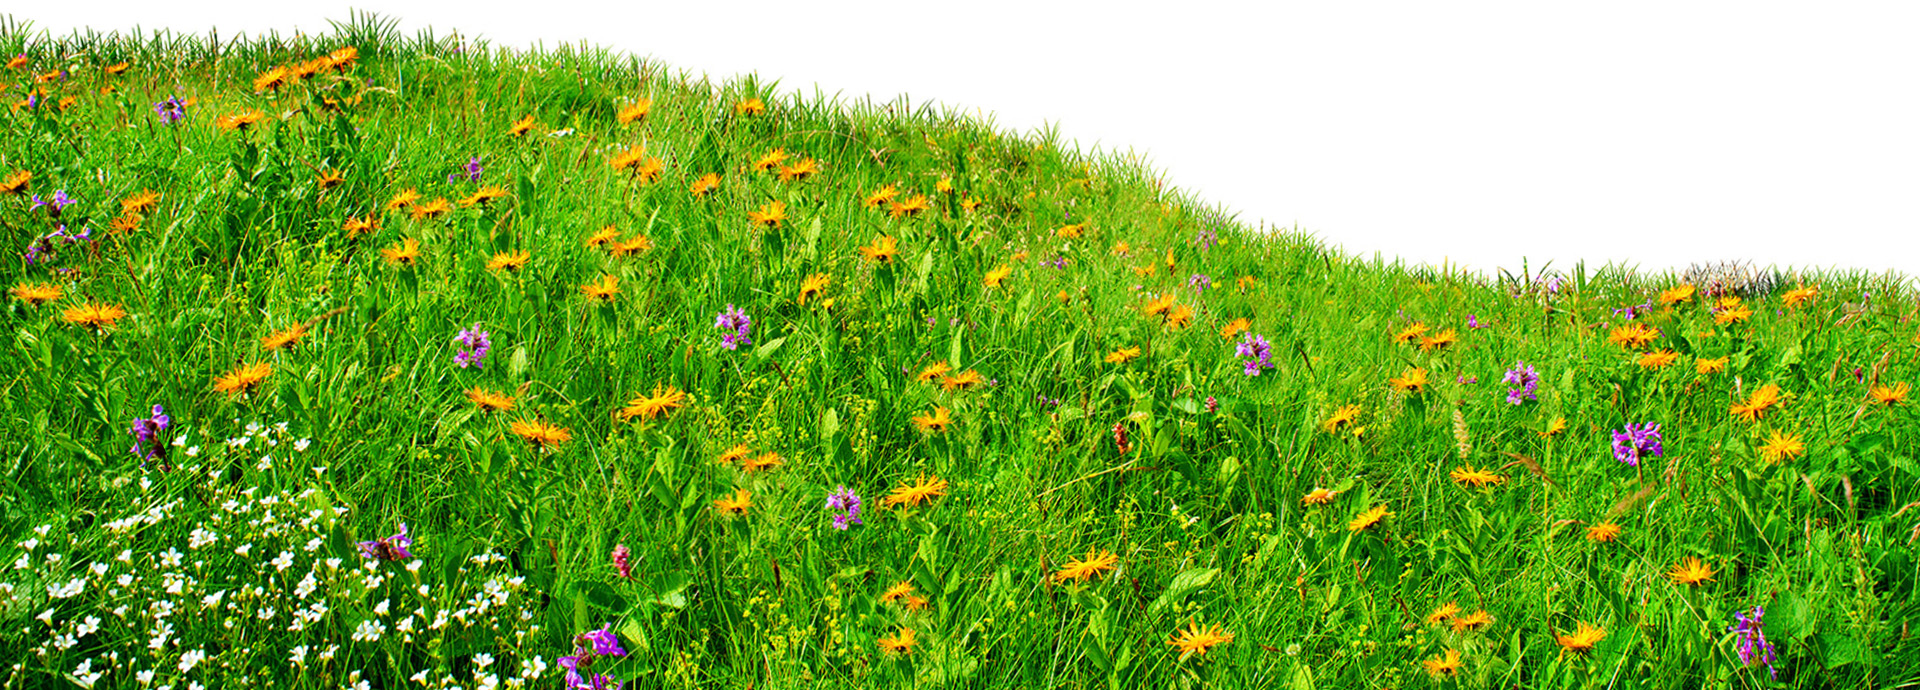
[
  {"x1": 611, "y1": 545, "x2": 633, "y2": 579},
  {"x1": 1502, "y1": 362, "x2": 1539, "y2": 405},
  {"x1": 1205, "y1": 396, "x2": 1219, "y2": 413},
  {"x1": 1610, "y1": 422, "x2": 1663, "y2": 466},
  {"x1": 1728, "y1": 605, "x2": 1778, "y2": 680},
  {"x1": 449, "y1": 155, "x2": 483, "y2": 183},
  {"x1": 1195, "y1": 226, "x2": 1218, "y2": 252},
  {"x1": 357, "y1": 523, "x2": 414, "y2": 561},
  {"x1": 715, "y1": 304, "x2": 752, "y2": 350},
  {"x1": 153, "y1": 97, "x2": 187, "y2": 125},
  {"x1": 1187, "y1": 274, "x2": 1212, "y2": 295},
  {"x1": 30, "y1": 190, "x2": 74, "y2": 218},
  {"x1": 1466, "y1": 314, "x2": 1486, "y2": 329},
  {"x1": 129, "y1": 404, "x2": 171, "y2": 461},
  {"x1": 453, "y1": 324, "x2": 492, "y2": 369},
  {"x1": 1456, "y1": 374, "x2": 1478, "y2": 384},
  {"x1": 1235, "y1": 333, "x2": 1274, "y2": 376},
  {"x1": 561, "y1": 625, "x2": 628, "y2": 690},
  {"x1": 826, "y1": 486, "x2": 862, "y2": 530}
]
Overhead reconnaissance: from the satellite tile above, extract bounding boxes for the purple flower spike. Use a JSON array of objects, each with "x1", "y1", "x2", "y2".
[
  {"x1": 612, "y1": 545, "x2": 633, "y2": 579},
  {"x1": 357, "y1": 523, "x2": 414, "y2": 561},
  {"x1": 453, "y1": 324, "x2": 491, "y2": 369},
  {"x1": 1610, "y1": 422, "x2": 1663, "y2": 466},
  {"x1": 130, "y1": 404, "x2": 171, "y2": 461},
  {"x1": 826, "y1": 486, "x2": 862, "y2": 530},
  {"x1": 714, "y1": 304, "x2": 752, "y2": 351},
  {"x1": 1502, "y1": 362, "x2": 1539, "y2": 405},
  {"x1": 1727, "y1": 605, "x2": 1778, "y2": 680},
  {"x1": 154, "y1": 97, "x2": 187, "y2": 125},
  {"x1": 1235, "y1": 333, "x2": 1274, "y2": 376}
]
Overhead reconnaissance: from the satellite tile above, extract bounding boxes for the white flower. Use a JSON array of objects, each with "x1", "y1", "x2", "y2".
[
  {"x1": 137, "y1": 668, "x2": 155, "y2": 685},
  {"x1": 477, "y1": 673, "x2": 499, "y2": 690},
  {"x1": 325, "y1": 558, "x2": 342, "y2": 570},
  {"x1": 406, "y1": 560, "x2": 424, "y2": 573},
  {"x1": 148, "y1": 621, "x2": 173, "y2": 650},
  {"x1": 417, "y1": 584, "x2": 431, "y2": 597},
  {"x1": 294, "y1": 438, "x2": 311, "y2": 452},
  {"x1": 548, "y1": 127, "x2": 576, "y2": 137},
  {"x1": 19, "y1": 538, "x2": 39, "y2": 551},
  {"x1": 257, "y1": 607, "x2": 275, "y2": 621},
  {"x1": 271, "y1": 551, "x2": 295, "y2": 571},
  {"x1": 374, "y1": 599, "x2": 391, "y2": 616},
  {"x1": 48, "y1": 577, "x2": 86, "y2": 599},
  {"x1": 312, "y1": 466, "x2": 327, "y2": 477},
  {"x1": 187, "y1": 528, "x2": 218, "y2": 549},
  {"x1": 177, "y1": 648, "x2": 205, "y2": 673},
  {"x1": 304, "y1": 537, "x2": 324, "y2": 553},
  {"x1": 255, "y1": 455, "x2": 273, "y2": 471},
  {"x1": 76, "y1": 616, "x2": 100, "y2": 637},
  {"x1": 72, "y1": 659, "x2": 101, "y2": 688},
  {"x1": 200, "y1": 590, "x2": 224, "y2": 607},
  {"x1": 473, "y1": 653, "x2": 494, "y2": 669},
  {"x1": 117, "y1": 549, "x2": 133, "y2": 562},
  {"x1": 90, "y1": 562, "x2": 109, "y2": 577},
  {"x1": 318, "y1": 644, "x2": 339, "y2": 661},
  {"x1": 159, "y1": 548, "x2": 183, "y2": 567},
  {"x1": 233, "y1": 543, "x2": 252, "y2": 557},
  {"x1": 184, "y1": 446, "x2": 200, "y2": 457},
  {"x1": 351, "y1": 619, "x2": 385, "y2": 643},
  {"x1": 294, "y1": 572, "x2": 318, "y2": 599},
  {"x1": 409, "y1": 670, "x2": 429, "y2": 684},
  {"x1": 520, "y1": 655, "x2": 546, "y2": 679},
  {"x1": 12, "y1": 553, "x2": 31, "y2": 570},
  {"x1": 45, "y1": 552, "x2": 62, "y2": 564},
  {"x1": 396, "y1": 616, "x2": 415, "y2": 633}
]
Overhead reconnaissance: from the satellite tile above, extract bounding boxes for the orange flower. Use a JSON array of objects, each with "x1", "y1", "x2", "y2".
[
  {"x1": 1052, "y1": 549, "x2": 1119, "y2": 583},
  {"x1": 1667, "y1": 557, "x2": 1715, "y2": 586},
  {"x1": 487, "y1": 250, "x2": 531, "y2": 272},
  {"x1": 509, "y1": 418, "x2": 572, "y2": 449},
  {"x1": 740, "y1": 452, "x2": 783, "y2": 473},
  {"x1": 857, "y1": 235, "x2": 898, "y2": 264},
  {"x1": 10, "y1": 282, "x2": 62, "y2": 306},
  {"x1": 1730, "y1": 384, "x2": 1784, "y2": 422},
  {"x1": 881, "y1": 476, "x2": 948, "y2": 508},
  {"x1": 983, "y1": 264, "x2": 1012, "y2": 289},
  {"x1": 1782, "y1": 284, "x2": 1818, "y2": 308},
  {"x1": 617, "y1": 98, "x2": 652, "y2": 124},
  {"x1": 1417, "y1": 329, "x2": 1458, "y2": 351},
  {"x1": 1426, "y1": 602, "x2": 1460, "y2": 624},
  {"x1": 458, "y1": 185, "x2": 508, "y2": 207},
  {"x1": 1450, "y1": 610, "x2": 1492, "y2": 632},
  {"x1": 797, "y1": 273, "x2": 830, "y2": 305},
  {"x1": 580, "y1": 274, "x2": 620, "y2": 301},
  {"x1": 712, "y1": 488, "x2": 752, "y2": 514},
  {"x1": 464, "y1": 387, "x2": 515, "y2": 412},
  {"x1": 746, "y1": 201, "x2": 787, "y2": 227},
  {"x1": 1421, "y1": 648, "x2": 1464, "y2": 679},
  {"x1": 585, "y1": 225, "x2": 622, "y2": 248},
  {"x1": 1658, "y1": 284, "x2": 1696, "y2": 305},
  {"x1": 1694, "y1": 356, "x2": 1728, "y2": 374},
  {"x1": 260, "y1": 323, "x2": 309, "y2": 351},
  {"x1": 887, "y1": 195, "x2": 930, "y2": 218},
  {"x1": 940, "y1": 370, "x2": 984, "y2": 392},
  {"x1": 689, "y1": 173, "x2": 721, "y2": 198},
  {"x1": 1105, "y1": 346, "x2": 1142, "y2": 364},
  {"x1": 1556, "y1": 622, "x2": 1605, "y2": 655},
  {"x1": 1220, "y1": 317, "x2": 1251, "y2": 341},
  {"x1": 384, "y1": 188, "x2": 420, "y2": 211},
  {"x1": 1055, "y1": 223, "x2": 1086, "y2": 239},
  {"x1": 1449, "y1": 465, "x2": 1505, "y2": 488},
  {"x1": 62, "y1": 302, "x2": 127, "y2": 331},
  {"x1": 1302, "y1": 488, "x2": 1338, "y2": 505},
  {"x1": 734, "y1": 97, "x2": 766, "y2": 116},
  {"x1": 315, "y1": 169, "x2": 346, "y2": 191},
  {"x1": 777, "y1": 158, "x2": 819, "y2": 181},
  {"x1": 876, "y1": 627, "x2": 916, "y2": 656},
  {"x1": 0, "y1": 169, "x2": 31, "y2": 195},
  {"x1": 910, "y1": 407, "x2": 952, "y2": 433},
  {"x1": 121, "y1": 189, "x2": 161, "y2": 215},
  {"x1": 409, "y1": 198, "x2": 451, "y2": 220},
  {"x1": 1637, "y1": 349, "x2": 1680, "y2": 369},
  {"x1": 252, "y1": 65, "x2": 290, "y2": 92},
  {"x1": 1166, "y1": 621, "x2": 1233, "y2": 661},
  {"x1": 1585, "y1": 522, "x2": 1622, "y2": 543},
  {"x1": 618, "y1": 385, "x2": 687, "y2": 422},
  {"x1": 751, "y1": 148, "x2": 789, "y2": 173},
  {"x1": 215, "y1": 110, "x2": 265, "y2": 131},
  {"x1": 1607, "y1": 323, "x2": 1660, "y2": 350},
  {"x1": 1347, "y1": 505, "x2": 1391, "y2": 532},
  {"x1": 1393, "y1": 322, "x2": 1429, "y2": 344},
  {"x1": 1322, "y1": 405, "x2": 1362, "y2": 433},
  {"x1": 862, "y1": 185, "x2": 899, "y2": 208},
  {"x1": 213, "y1": 362, "x2": 273, "y2": 395},
  {"x1": 379, "y1": 238, "x2": 421, "y2": 266},
  {"x1": 1389, "y1": 368, "x2": 1429, "y2": 393},
  {"x1": 508, "y1": 114, "x2": 538, "y2": 137},
  {"x1": 1869, "y1": 382, "x2": 1909, "y2": 406}
]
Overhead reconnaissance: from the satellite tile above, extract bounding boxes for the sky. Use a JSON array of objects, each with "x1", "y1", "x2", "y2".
[{"x1": 16, "y1": 2, "x2": 1920, "y2": 283}]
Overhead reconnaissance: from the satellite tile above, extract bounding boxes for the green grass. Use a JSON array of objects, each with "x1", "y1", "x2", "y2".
[{"x1": 1, "y1": 11, "x2": 1917, "y2": 689}]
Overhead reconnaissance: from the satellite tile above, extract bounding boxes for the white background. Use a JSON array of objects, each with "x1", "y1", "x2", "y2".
[{"x1": 17, "y1": 2, "x2": 1920, "y2": 283}]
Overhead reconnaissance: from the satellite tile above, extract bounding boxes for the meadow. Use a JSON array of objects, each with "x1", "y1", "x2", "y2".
[{"x1": 1, "y1": 12, "x2": 1917, "y2": 689}]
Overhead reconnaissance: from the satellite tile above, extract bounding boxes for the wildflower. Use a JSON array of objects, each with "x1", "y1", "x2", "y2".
[
  {"x1": 464, "y1": 387, "x2": 515, "y2": 412},
  {"x1": 1299, "y1": 488, "x2": 1339, "y2": 505},
  {"x1": 984, "y1": 264, "x2": 1012, "y2": 288},
  {"x1": 1053, "y1": 549, "x2": 1119, "y2": 583},
  {"x1": 1392, "y1": 322, "x2": 1428, "y2": 344},
  {"x1": 778, "y1": 158, "x2": 820, "y2": 181},
  {"x1": 1586, "y1": 522, "x2": 1622, "y2": 542},
  {"x1": 1105, "y1": 346, "x2": 1142, "y2": 364},
  {"x1": 1607, "y1": 323, "x2": 1660, "y2": 349},
  {"x1": 380, "y1": 238, "x2": 421, "y2": 266},
  {"x1": 713, "y1": 488, "x2": 752, "y2": 515},
  {"x1": 10, "y1": 282, "x2": 62, "y2": 306},
  {"x1": 608, "y1": 234, "x2": 653, "y2": 257},
  {"x1": 1166, "y1": 621, "x2": 1233, "y2": 661},
  {"x1": 1165, "y1": 304, "x2": 1195, "y2": 330},
  {"x1": 314, "y1": 168, "x2": 347, "y2": 191},
  {"x1": 714, "y1": 305, "x2": 753, "y2": 350},
  {"x1": 1609, "y1": 422, "x2": 1663, "y2": 466},
  {"x1": 1220, "y1": 317, "x2": 1251, "y2": 341},
  {"x1": 509, "y1": 419, "x2": 572, "y2": 449},
  {"x1": 1503, "y1": 362, "x2": 1539, "y2": 404},
  {"x1": 1143, "y1": 292, "x2": 1177, "y2": 318},
  {"x1": 960, "y1": 195, "x2": 983, "y2": 212},
  {"x1": 453, "y1": 324, "x2": 492, "y2": 369},
  {"x1": 746, "y1": 200, "x2": 786, "y2": 227},
  {"x1": 450, "y1": 156, "x2": 484, "y2": 184},
  {"x1": 108, "y1": 214, "x2": 143, "y2": 233},
  {"x1": 888, "y1": 195, "x2": 931, "y2": 218},
  {"x1": 459, "y1": 185, "x2": 508, "y2": 207},
  {"x1": 690, "y1": 173, "x2": 720, "y2": 197},
  {"x1": 1668, "y1": 556, "x2": 1715, "y2": 586},
  {"x1": 215, "y1": 110, "x2": 265, "y2": 131},
  {"x1": 253, "y1": 65, "x2": 290, "y2": 92},
  {"x1": 1541, "y1": 417, "x2": 1568, "y2": 437},
  {"x1": 213, "y1": 362, "x2": 272, "y2": 395},
  {"x1": 0, "y1": 169, "x2": 30, "y2": 195},
  {"x1": 1418, "y1": 329, "x2": 1458, "y2": 351},
  {"x1": 911, "y1": 407, "x2": 952, "y2": 433},
  {"x1": 1869, "y1": 382, "x2": 1909, "y2": 405},
  {"x1": 936, "y1": 177, "x2": 954, "y2": 194},
  {"x1": 141, "y1": 96, "x2": 189, "y2": 126},
  {"x1": 858, "y1": 235, "x2": 899, "y2": 264},
  {"x1": 1555, "y1": 622, "x2": 1605, "y2": 655},
  {"x1": 1451, "y1": 610, "x2": 1492, "y2": 632},
  {"x1": 936, "y1": 370, "x2": 983, "y2": 392},
  {"x1": 261, "y1": 323, "x2": 309, "y2": 351},
  {"x1": 863, "y1": 185, "x2": 899, "y2": 208},
  {"x1": 1450, "y1": 465, "x2": 1505, "y2": 488},
  {"x1": 30, "y1": 189, "x2": 75, "y2": 217},
  {"x1": 559, "y1": 624, "x2": 627, "y2": 690},
  {"x1": 1426, "y1": 602, "x2": 1460, "y2": 624},
  {"x1": 1056, "y1": 222, "x2": 1086, "y2": 239},
  {"x1": 1389, "y1": 367, "x2": 1429, "y2": 393},
  {"x1": 1348, "y1": 505, "x2": 1391, "y2": 532},
  {"x1": 877, "y1": 627, "x2": 916, "y2": 655},
  {"x1": 751, "y1": 148, "x2": 789, "y2": 172},
  {"x1": 1727, "y1": 605, "x2": 1779, "y2": 680},
  {"x1": 735, "y1": 97, "x2": 766, "y2": 115},
  {"x1": 580, "y1": 274, "x2": 620, "y2": 301},
  {"x1": 618, "y1": 385, "x2": 687, "y2": 422},
  {"x1": 410, "y1": 197, "x2": 452, "y2": 220},
  {"x1": 121, "y1": 189, "x2": 161, "y2": 215},
  {"x1": 1696, "y1": 356, "x2": 1729, "y2": 374},
  {"x1": 1112, "y1": 422, "x2": 1132, "y2": 454},
  {"x1": 612, "y1": 545, "x2": 633, "y2": 579},
  {"x1": 1659, "y1": 284, "x2": 1696, "y2": 305},
  {"x1": 881, "y1": 476, "x2": 948, "y2": 508},
  {"x1": 617, "y1": 98, "x2": 652, "y2": 124},
  {"x1": 1782, "y1": 284, "x2": 1818, "y2": 308},
  {"x1": 508, "y1": 115, "x2": 537, "y2": 137},
  {"x1": 358, "y1": 523, "x2": 414, "y2": 561},
  {"x1": 1421, "y1": 649, "x2": 1464, "y2": 679},
  {"x1": 1465, "y1": 314, "x2": 1487, "y2": 329},
  {"x1": 385, "y1": 188, "x2": 420, "y2": 211},
  {"x1": 1235, "y1": 333, "x2": 1275, "y2": 376},
  {"x1": 1714, "y1": 298, "x2": 1753, "y2": 325},
  {"x1": 826, "y1": 487, "x2": 862, "y2": 530},
  {"x1": 1758, "y1": 429, "x2": 1804, "y2": 464},
  {"x1": 1730, "y1": 384, "x2": 1784, "y2": 422},
  {"x1": 130, "y1": 404, "x2": 171, "y2": 461},
  {"x1": 487, "y1": 250, "x2": 531, "y2": 272},
  {"x1": 880, "y1": 581, "x2": 916, "y2": 604},
  {"x1": 1637, "y1": 349, "x2": 1680, "y2": 369},
  {"x1": 793, "y1": 273, "x2": 831, "y2": 305}
]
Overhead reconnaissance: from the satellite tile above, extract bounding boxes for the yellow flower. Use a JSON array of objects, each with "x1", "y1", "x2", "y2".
[
  {"x1": 983, "y1": 264, "x2": 1012, "y2": 289},
  {"x1": 910, "y1": 407, "x2": 952, "y2": 433},
  {"x1": 1730, "y1": 384, "x2": 1784, "y2": 422},
  {"x1": 0, "y1": 169, "x2": 31, "y2": 195},
  {"x1": 798, "y1": 273, "x2": 830, "y2": 305},
  {"x1": 1302, "y1": 488, "x2": 1338, "y2": 505},
  {"x1": 1667, "y1": 557, "x2": 1715, "y2": 586},
  {"x1": 580, "y1": 274, "x2": 621, "y2": 301},
  {"x1": 940, "y1": 370, "x2": 984, "y2": 392},
  {"x1": 1165, "y1": 305, "x2": 1194, "y2": 330},
  {"x1": 715, "y1": 443, "x2": 755, "y2": 466},
  {"x1": 879, "y1": 581, "x2": 916, "y2": 603},
  {"x1": 1658, "y1": 284, "x2": 1696, "y2": 305},
  {"x1": 777, "y1": 158, "x2": 820, "y2": 182},
  {"x1": 712, "y1": 488, "x2": 752, "y2": 515},
  {"x1": 1714, "y1": 298, "x2": 1753, "y2": 325},
  {"x1": 1607, "y1": 323, "x2": 1661, "y2": 349},
  {"x1": 1418, "y1": 329, "x2": 1458, "y2": 351},
  {"x1": 935, "y1": 177, "x2": 954, "y2": 194},
  {"x1": 617, "y1": 98, "x2": 652, "y2": 124},
  {"x1": 881, "y1": 476, "x2": 948, "y2": 508},
  {"x1": 315, "y1": 169, "x2": 345, "y2": 191},
  {"x1": 121, "y1": 189, "x2": 161, "y2": 215},
  {"x1": 1421, "y1": 648, "x2": 1464, "y2": 679},
  {"x1": 1555, "y1": 622, "x2": 1606, "y2": 655},
  {"x1": 1540, "y1": 417, "x2": 1568, "y2": 437},
  {"x1": 746, "y1": 201, "x2": 787, "y2": 227},
  {"x1": 1347, "y1": 505, "x2": 1391, "y2": 532},
  {"x1": 1636, "y1": 349, "x2": 1680, "y2": 369},
  {"x1": 740, "y1": 452, "x2": 783, "y2": 473},
  {"x1": 1052, "y1": 549, "x2": 1119, "y2": 583},
  {"x1": 1105, "y1": 346, "x2": 1142, "y2": 364},
  {"x1": 1869, "y1": 382, "x2": 1909, "y2": 406},
  {"x1": 751, "y1": 148, "x2": 789, "y2": 173},
  {"x1": 887, "y1": 195, "x2": 930, "y2": 218},
  {"x1": 384, "y1": 188, "x2": 420, "y2": 211},
  {"x1": 1425, "y1": 601, "x2": 1460, "y2": 624},
  {"x1": 213, "y1": 362, "x2": 272, "y2": 395},
  {"x1": 260, "y1": 323, "x2": 308, "y2": 351},
  {"x1": 1389, "y1": 368, "x2": 1429, "y2": 393},
  {"x1": 509, "y1": 419, "x2": 572, "y2": 449},
  {"x1": 689, "y1": 173, "x2": 721, "y2": 198},
  {"x1": 1220, "y1": 317, "x2": 1251, "y2": 341},
  {"x1": 458, "y1": 185, "x2": 508, "y2": 207},
  {"x1": 1695, "y1": 356, "x2": 1729, "y2": 374},
  {"x1": 960, "y1": 195, "x2": 983, "y2": 213},
  {"x1": 1166, "y1": 621, "x2": 1233, "y2": 661},
  {"x1": 618, "y1": 385, "x2": 687, "y2": 421},
  {"x1": 215, "y1": 110, "x2": 265, "y2": 131},
  {"x1": 734, "y1": 97, "x2": 766, "y2": 116},
  {"x1": 1451, "y1": 610, "x2": 1492, "y2": 632},
  {"x1": 1142, "y1": 292, "x2": 1176, "y2": 318},
  {"x1": 857, "y1": 235, "x2": 898, "y2": 264},
  {"x1": 1782, "y1": 284, "x2": 1818, "y2": 308},
  {"x1": 10, "y1": 282, "x2": 62, "y2": 306},
  {"x1": 1055, "y1": 223, "x2": 1086, "y2": 239},
  {"x1": 1323, "y1": 405, "x2": 1362, "y2": 433},
  {"x1": 343, "y1": 215, "x2": 379, "y2": 238},
  {"x1": 1392, "y1": 322, "x2": 1429, "y2": 344},
  {"x1": 913, "y1": 362, "x2": 952, "y2": 383},
  {"x1": 876, "y1": 627, "x2": 916, "y2": 656},
  {"x1": 1758, "y1": 429, "x2": 1805, "y2": 464},
  {"x1": 464, "y1": 387, "x2": 515, "y2": 412},
  {"x1": 585, "y1": 225, "x2": 622, "y2": 248},
  {"x1": 409, "y1": 198, "x2": 451, "y2": 220},
  {"x1": 252, "y1": 65, "x2": 290, "y2": 92},
  {"x1": 508, "y1": 114, "x2": 537, "y2": 137},
  {"x1": 379, "y1": 238, "x2": 421, "y2": 266},
  {"x1": 862, "y1": 185, "x2": 899, "y2": 208},
  {"x1": 62, "y1": 302, "x2": 127, "y2": 331},
  {"x1": 1586, "y1": 522, "x2": 1622, "y2": 543},
  {"x1": 1449, "y1": 465, "x2": 1506, "y2": 488},
  {"x1": 487, "y1": 250, "x2": 531, "y2": 273}
]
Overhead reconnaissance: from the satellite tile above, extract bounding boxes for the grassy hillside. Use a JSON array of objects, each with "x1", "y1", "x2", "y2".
[{"x1": 1, "y1": 12, "x2": 1916, "y2": 689}]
